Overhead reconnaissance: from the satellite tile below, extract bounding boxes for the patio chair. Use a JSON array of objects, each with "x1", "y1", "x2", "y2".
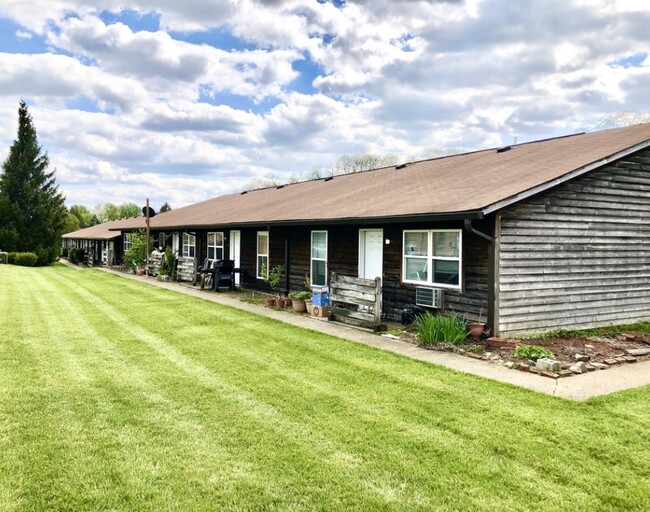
[{"x1": 213, "y1": 259, "x2": 236, "y2": 291}]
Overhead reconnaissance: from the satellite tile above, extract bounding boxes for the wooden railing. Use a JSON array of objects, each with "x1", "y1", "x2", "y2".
[{"x1": 329, "y1": 273, "x2": 382, "y2": 331}]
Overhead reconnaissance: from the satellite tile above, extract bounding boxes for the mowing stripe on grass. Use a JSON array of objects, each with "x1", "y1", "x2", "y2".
[{"x1": 1, "y1": 264, "x2": 650, "y2": 511}]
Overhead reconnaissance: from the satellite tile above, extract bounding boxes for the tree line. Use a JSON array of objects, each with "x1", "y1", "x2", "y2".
[{"x1": 0, "y1": 101, "x2": 172, "y2": 265}]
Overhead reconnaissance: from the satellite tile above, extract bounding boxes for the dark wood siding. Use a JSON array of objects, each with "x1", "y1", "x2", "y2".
[{"x1": 497, "y1": 149, "x2": 650, "y2": 336}]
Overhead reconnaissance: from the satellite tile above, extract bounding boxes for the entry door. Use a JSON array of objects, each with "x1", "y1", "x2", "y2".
[
  {"x1": 229, "y1": 230, "x2": 241, "y2": 287},
  {"x1": 359, "y1": 229, "x2": 383, "y2": 280}
]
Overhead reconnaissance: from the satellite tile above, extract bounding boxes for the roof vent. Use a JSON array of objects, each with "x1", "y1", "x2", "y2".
[
  {"x1": 323, "y1": 176, "x2": 334, "y2": 182},
  {"x1": 496, "y1": 146, "x2": 512, "y2": 153},
  {"x1": 395, "y1": 163, "x2": 407, "y2": 169},
  {"x1": 276, "y1": 185, "x2": 284, "y2": 189},
  {"x1": 241, "y1": 190, "x2": 248, "y2": 195}
]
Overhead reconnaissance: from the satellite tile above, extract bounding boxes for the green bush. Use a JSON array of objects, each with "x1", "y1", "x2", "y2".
[
  {"x1": 415, "y1": 312, "x2": 468, "y2": 346},
  {"x1": 7, "y1": 252, "x2": 16, "y2": 264},
  {"x1": 13, "y1": 252, "x2": 38, "y2": 266},
  {"x1": 513, "y1": 344, "x2": 553, "y2": 361},
  {"x1": 289, "y1": 291, "x2": 311, "y2": 300}
]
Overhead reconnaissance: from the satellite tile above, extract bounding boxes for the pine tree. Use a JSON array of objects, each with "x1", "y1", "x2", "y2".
[{"x1": 0, "y1": 101, "x2": 66, "y2": 264}]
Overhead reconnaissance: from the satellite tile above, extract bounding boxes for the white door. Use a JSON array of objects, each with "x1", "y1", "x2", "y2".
[
  {"x1": 359, "y1": 229, "x2": 383, "y2": 279},
  {"x1": 229, "y1": 230, "x2": 241, "y2": 287}
]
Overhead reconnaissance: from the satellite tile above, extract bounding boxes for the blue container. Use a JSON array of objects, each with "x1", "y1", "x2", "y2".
[{"x1": 312, "y1": 287, "x2": 330, "y2": 306}]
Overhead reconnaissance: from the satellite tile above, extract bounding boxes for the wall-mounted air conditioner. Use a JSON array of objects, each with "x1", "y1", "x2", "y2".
[{"x1": 415, "y1": 287, "x2": 443, "y2": 308}]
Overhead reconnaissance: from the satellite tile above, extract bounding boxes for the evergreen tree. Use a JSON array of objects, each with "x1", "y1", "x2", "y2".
[
  {"x1": 159, "y1": 202, "x2": 172, "y2": 212},
  {"x1": 0, "y1": 101, "x2": 66, "y2": 264}
]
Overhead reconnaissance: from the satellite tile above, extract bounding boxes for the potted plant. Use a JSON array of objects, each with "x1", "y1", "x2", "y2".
[
  {"x1": 261, "y1": 263, "x2": 284, "y2": 306},
  {"x1": 289, "y1": 291, "x2": 311, "y2": 312},
  {"x1": 468, "y1": 308, "x2": 486, "y2": 339}
]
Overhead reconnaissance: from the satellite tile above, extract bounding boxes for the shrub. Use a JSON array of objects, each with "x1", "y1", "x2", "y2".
[
  {"x1": 7, "y1": 252, "x2": 16, "y2": 264},
  {"x1": 513, "y1": 344, "x2": 553, "y2": 361},
  {"x1": 73, "y1": 248, "x2": 85, "y2": 264},
  {"x1": 415, "y1": 312, "x2": 468, "y2": 346},
  {"x1": 289, "y1": 291, "x2": 311, "y2": 300},
  {"x1": 13, "y1": 252, "x2": 38, "y2": 266}
]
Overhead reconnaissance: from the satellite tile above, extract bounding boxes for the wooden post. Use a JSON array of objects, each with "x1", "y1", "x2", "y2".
[
  {"x1": 145, "y1": 197, "x2": 150, "y2": 267},
  {"x1": 373, "y1": 276, "x2": 382, "y2": 331}
]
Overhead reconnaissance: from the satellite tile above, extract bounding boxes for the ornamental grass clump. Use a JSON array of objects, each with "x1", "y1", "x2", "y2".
[{"x1": 415, "y1": 312, "x2": 468, "y2": 346}]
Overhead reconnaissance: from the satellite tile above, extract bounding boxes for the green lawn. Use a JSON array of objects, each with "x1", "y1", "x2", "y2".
[{"x1": 1, "y1": 264, "x2": 649, "y2": 511}]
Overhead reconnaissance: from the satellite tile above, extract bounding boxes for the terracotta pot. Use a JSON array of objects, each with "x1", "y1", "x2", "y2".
[
  {"x1": 265, "y1": 298, "x2": 276, "y2": 307},
  {"x1": 469, "y1": 323, "x2": 486, "y2": 339},
  {"x1": 277, "y1": 298, "x2": 286, "y2": 308},
  {"x1": 291, "y1": 298, "x2": 306, "y2": 313}
]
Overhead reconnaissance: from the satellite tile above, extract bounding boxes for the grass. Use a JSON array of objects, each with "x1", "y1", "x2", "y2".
[{"x1": 1, "y1": 264, "x2": 650, "y2": 511}]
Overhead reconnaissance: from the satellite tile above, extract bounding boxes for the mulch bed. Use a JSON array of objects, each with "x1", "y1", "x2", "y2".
[{"x1": 397, "y1": 330, "x2": 650, "y2": 378}]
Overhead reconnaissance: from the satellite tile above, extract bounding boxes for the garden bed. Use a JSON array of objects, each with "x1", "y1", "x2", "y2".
[{"x1": 398, "y1": 328, "x2": 650, "y2": 377}]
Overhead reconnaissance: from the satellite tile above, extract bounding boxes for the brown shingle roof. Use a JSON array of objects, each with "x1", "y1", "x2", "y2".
[
  {"x1": 62, "y1": 217, "x2": 146, "y2": 239},
  {"x1": 147, "y1": 123, "x2": 650, "y2": 230}
]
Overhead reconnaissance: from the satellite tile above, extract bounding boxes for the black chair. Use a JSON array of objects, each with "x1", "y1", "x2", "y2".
[{"x1": 213, "y1": 259, "x2": 236, "y2": 291}]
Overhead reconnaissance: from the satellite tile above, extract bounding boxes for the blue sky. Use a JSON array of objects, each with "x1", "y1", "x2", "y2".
[{"x1": 0, "y1": 0, "x2": 649, "y2": 211}]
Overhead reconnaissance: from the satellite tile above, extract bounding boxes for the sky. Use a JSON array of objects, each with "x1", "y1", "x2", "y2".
[{"x1": 0, "y1": 0, "x2": 649, "y2": 211}]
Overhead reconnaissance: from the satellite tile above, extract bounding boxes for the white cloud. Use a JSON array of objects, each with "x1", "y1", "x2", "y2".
[{"x1": 0, "y1": 0, "x2": 649, "y2": 211}]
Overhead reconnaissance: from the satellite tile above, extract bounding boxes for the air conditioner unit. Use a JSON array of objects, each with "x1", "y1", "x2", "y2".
[{"x1": 415, "y1": 287, "x2": 443, "y2": 308}]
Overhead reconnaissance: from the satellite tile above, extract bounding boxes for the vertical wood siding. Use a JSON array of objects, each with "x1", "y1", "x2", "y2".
[{"x1": 497, "y1": 150, "x2": 650, "y2": 336}]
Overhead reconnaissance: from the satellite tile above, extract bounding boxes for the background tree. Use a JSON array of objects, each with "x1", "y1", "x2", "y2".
[
  {"x1": 332, "y1": 153, "x2": 398, "y2": 175},
  {"x1": 118, "y1": 202, "x2": 140, "y2": 218},
  {"x1": 62, "y1": 211, "x2": 80, "y2": 234},
  {"x1": 0, "y1": 101, "x2": 66, "y2": 264},
  {"x1": 69, "y1": 204, "x2": 93, "y2": 228},
  {"x1": 159, "y1": 201, "x2": 172, "y2": 212}
]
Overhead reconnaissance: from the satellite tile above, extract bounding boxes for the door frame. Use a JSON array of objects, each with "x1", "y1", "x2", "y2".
[
  {"x1": 229, "y1": 230, "x2": 241, "y2": 287},
  {"x1": 358, "y1": 228, "x2": 384, "y2": 279}
]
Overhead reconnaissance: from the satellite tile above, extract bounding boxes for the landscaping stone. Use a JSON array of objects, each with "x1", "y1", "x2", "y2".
[
  {"x1": 487, "y1": 337, "x2": 517, "y2": 349},
  {"x1": 569, "y1": 362, "x2": 587, "y2": 374},
  {"x1": 626, "y1": 348, "x2": 650, "y2": 356},
  {"x1": 540, "y1": 371, "x2": 559, "y2": 379},
  {"x1": 504, "y1": 361, "x2": 515, "y2": 369},
  {"x1": 624, "y1": 356, "x2": 637, "y2": 363},
  {"x1": 528, "y1": 367, "x2": 541, "y2": 374},
  {"x1": 558, "y1": 370, "x2": 573, "y2": 378},
  {"x1": 517, "y1": 363, "x2": 530, "y2": 372},
  {"x1": 585, "y1": 364, "x2": 596, "y2": 372},
  {"x1": 615, "y1": 356, "x2": 628, "y2": 364},
  {"x1": 574, "y1": 354, "x2": 590, "y2": 362},
  {"x1": 466, "y1": 353, "x2": 483, "y2": 360},
  {"x1": 591, "y1": 362, "x2": 609, "y2": 369},
  {"x1": 604, "y1": 358, "x2": 619, "y2": 365},
  {"x1": 536, "y1": 358, "x2": 561, "y2": 372}
]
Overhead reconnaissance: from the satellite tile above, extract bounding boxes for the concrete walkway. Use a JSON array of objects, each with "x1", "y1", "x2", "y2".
[{"x1": 93, "y1": 265, "x2": 650, "y2": 401}]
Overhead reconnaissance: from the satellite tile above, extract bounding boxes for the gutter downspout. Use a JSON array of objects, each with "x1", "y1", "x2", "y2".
[{"x1": 464, "y1": 219, "x2": 496, "y2": 335}]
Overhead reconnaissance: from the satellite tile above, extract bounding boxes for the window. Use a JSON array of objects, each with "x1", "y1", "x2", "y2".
[
  {"x1": 311, "y1": 230, "x2": 328, "y2": 286},
  {"x1": 257, "y1": 231, "x2": 269, "y2": 279},
  {"x1": 158, "y1": 232, "x2": 166, "y2": 250},
  {"x1": 403, "y1": 229, "x2": 462, "y2": 289},
  {"x1": 182, "y1": 233, "x2": 196, "y2": 258},
  {"x1": 207, "y1": 232, "x2": 224, "y2": 261},
  {"x1": 123, "y1": 233, "x2": 132, "y2": 252}
]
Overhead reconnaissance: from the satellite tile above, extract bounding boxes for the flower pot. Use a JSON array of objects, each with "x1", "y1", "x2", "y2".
[
  {"x1": 277, "y1": 298, "x2": 286, "y2": 308},
  {"x1": 265, "y1": 298, "x2": 276, "y2": 307},
  {"x1": 291, "y1": 298, "x2": 306, "y2": 313},
  {"x1": 284, "y1": 298, "x2": 292, "y2": 308},
  {"x1": 305, "y1": 299, "x2": 313, "y2": 315},
  {"x1": 469, "y1": 323, "x2": 486, "y2": 339}
]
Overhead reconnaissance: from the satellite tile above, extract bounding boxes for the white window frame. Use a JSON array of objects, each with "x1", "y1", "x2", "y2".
[
  {"x1": 182, "y1": 233, "x2": 196, "y2": 258},
  {"x1": 207, "y1": 232, "x2": 224, "y2": 261},
  {"x1": 123, "y1": 233, "x2": 132, "y2": 252},
  {"x1": 310, "y1": 230, "x2": 328, "y2": 287},
  {"x1": 402, "y1": 229, "x2": 462, "y2": 290},
  {"x1": 257, "y1": 231, "x2": 269, "y2": 279}
]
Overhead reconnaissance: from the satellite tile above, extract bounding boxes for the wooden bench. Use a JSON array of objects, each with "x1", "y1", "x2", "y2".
[{"x1": 329, "y1": 273, "x2": 383, "y2": 331}]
